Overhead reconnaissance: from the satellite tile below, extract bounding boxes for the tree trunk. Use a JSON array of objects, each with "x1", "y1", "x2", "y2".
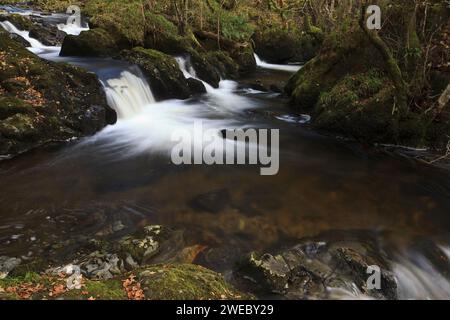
[{"x1": 359, "y1": 3, "x2": 409, "y2": 114}]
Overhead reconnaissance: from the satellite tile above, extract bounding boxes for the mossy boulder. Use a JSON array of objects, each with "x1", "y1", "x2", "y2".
[
  {"x1": 120, "y1": 47, "x2": 191, "y2": 101},
  {"x1": 285, "y1": 28, "x2": 449, "y2": 147},
  {"x1": 60, "y1": 28, "x2": 120, "y2": 57},
  {"x1": 253, "y1": 27, "x2": 320, "y2": 63},
  {"x1": 138, "y1": 264, "x2": 249, "y2": 300},
  {"x1": 0, "y1": 14, "x2": 33, "y2": 31},
  {"x1": 205, "y1": 51, "x2": 240, "y2": 80},
  {"x1": 0, "y1": 28, "x2": 116, "y2": 157},
  {"x1": 312, "y1": 70, "x2": 419, "y2": 144},
  {"x1": 285, "y1": 31, "x2": 384, "y2": 111}
]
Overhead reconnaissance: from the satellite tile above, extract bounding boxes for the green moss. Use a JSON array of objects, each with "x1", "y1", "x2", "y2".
[
  {"x1": 61, "y1": 279, "x2": 127, "y2": 300},
  {"x1": 60, "y1": 28, "x2": 119, "y2": 57},
  {"x1": 206, "y1": 51, "x2": 239, "y2": 79},
  {"x1": 138, "y1": 264, "x2": 250, "y2": 300},
  {"x1": 0, "y1": 114, "x2": 38, "y2": 140},
  {"x1": 0, "y1": 97, "x2": 34, "y2": 120}
]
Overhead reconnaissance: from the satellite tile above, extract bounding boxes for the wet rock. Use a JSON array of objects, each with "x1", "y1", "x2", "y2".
[
  {"x1": 270, "y1": 84, "x2": 283, "y2": 94},
  {"x1": 0, "y1": 28, "x2": 116, "y2": 157},
  {"x1": 60, "y1": 28, "x2": 120, "y2": 58},
  {"x1": 190, "y1": 51, "x2": 221, "y2": 88},
  {"x1": 233, "y1": 233, "x2": 398, "y2": 300},
  {"x1": 253, "y1": 27, "x2": 320, "y2": 64},
  {"x1": 188, "y1": 189, "x2": 231, "y2": 213},
  {"x1": 78, "y1": 251, "x2": 125, "y2": 280},
  {"x1": 117, "y1": 225, "x2": 161, "y2": 265},
  {"x1": 205, "y1": 51, "x2": 240, "y2": 80},
  {"x1": 120, "y1": 47, "x2": 191, "y2": 101},
  {"x1": 0, "y1": 14, "x2": 33, "y2": 31},
  {"x1": 29, "y1": 23, "x2": 66, "y2": 46},
  {"x1": 115, "y1": 224, "x2": 186, "y2": 266},
  {"x1": 0, "y1": 256, "x2": 21, "y2": 279},
  {"x1": 187, "y1": 78, "x2": 206, "y2": 95},
  {"x1": 8, "y1": 32, "x2": 31, "y2": 47}
]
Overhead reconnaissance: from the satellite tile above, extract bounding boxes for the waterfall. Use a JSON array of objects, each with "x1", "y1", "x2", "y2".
[
  {"x1": 254, "y1": 54, "x2": 302, "y2": 73},
  {"x1": 0, "y1": 20, "x2": 60, "y2": 55},
  {"x1": 175, "y1": 56, "x2": 215, "y2": 93},
  {"x1": 102, "y1": 67, "x2": 156, "y2": 119}
]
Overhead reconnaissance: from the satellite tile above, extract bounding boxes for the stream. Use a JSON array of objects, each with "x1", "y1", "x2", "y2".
[{"x1": 1, "y1": 6, "x2": 450, "y2": 300}]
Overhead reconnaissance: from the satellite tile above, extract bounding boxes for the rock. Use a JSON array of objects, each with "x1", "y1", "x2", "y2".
[
  {"x1": 187, "y1": 78, "x2": 206, "y2": 95},
  {"x1": 0, "y1": 256, "x2": 21, "y2": 279},
  {"x1": 229, "y1": 44, "x2": 256, "y2": 75},
  {"x1": 115, "y1": 225, "x2": 186, "y2": 266},
  {"x1": 79, "y1": 251, "x2": 125, "y2": 280},
  {"x1": 188, "y1": 189, "x2": 231, "y2": 213},
  {"x1": 0, "y1": 14, "x2": 33, "y2": 31},
  {"x1": 60, "y1": 28, "x2": 120, "y2": 57},
  {"x1": 205, "y1": 51, "x2": 240, "y2": 79},
  {"x1": 270, "y1": 84, "x2": 283, "y2": 93},
  {"x1": 190, "y1": 51, "x2": 221, "y2": 88},
  {"x1": 0, "y1": 28, "x2": 116, "y2": 157},
  {"x1": 233, "y1": 232, "x2": 398, "y2": 300},
  {"x1": 120, "y1": 47, "x2": 191, "y2": 101},
  {"x1": 253, "y1": 27, "x2": 320, "y2": 64},
  {"x1": 138, "y1": 264, "x2": 249, "y2": 300},
  {"x1": 118, "y1": 226, "x2": 160, "y2": 265},
  {"x1": 29, "y1": 23, "x2": 66, "y2": 46},
  {"x1": 8, "y1": 33, "x2": 31, "y2": 47}
]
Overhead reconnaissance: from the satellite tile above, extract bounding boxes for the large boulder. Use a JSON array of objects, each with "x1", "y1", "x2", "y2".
[
  {"x1": 138, "y1": 264, "x2": 250, "y2": 300},
  {"x1": 253, "y1": 27, "x2": 321, "y2": 64},
  {"x1": 120, "y1": 47, "x2": 191, "y2": 101},
  {"x1": 60, "y1": 28, "x2": 120, "y2": 57},
  {"x1": 0, "y1": 28, "x2": 116, "y2": 158}
]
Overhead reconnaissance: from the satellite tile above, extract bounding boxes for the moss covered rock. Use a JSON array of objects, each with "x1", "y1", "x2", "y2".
[
  {"x1": 0, "y1": 28, "x2": 116, "y2": 157},
  {"x1": 0, "y1": 263, "x2": 250, "y2": 300},
  {"x1": 253, "y1": 27, "x2": 320, "y2": 63},
  {"x1": 60, "y1": 28, "x2": 120, "y2": 57},
  {"x1": 138, "y1": 264, "x2": 249, "y2": 300},
  {"x1": 120, "y1": 47, "x2": 191, "y2": 101}
]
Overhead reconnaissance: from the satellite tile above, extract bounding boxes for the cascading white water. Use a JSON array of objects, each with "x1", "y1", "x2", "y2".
[
  {"x1": 102, "y1": 68, "x2": 156, "y2": 119},
  {"x1": 0, "y1": 20, "x2": 60, "y2": 55},
  {"x1": 254, "y1": 54, "x2": 302, "y2": 72},
  {"x1": 175, "y1": 56, "x2": 256, "y2": 113},
  {"x1": 393, "y1": 250, "x2": 450, "y2": 300}
]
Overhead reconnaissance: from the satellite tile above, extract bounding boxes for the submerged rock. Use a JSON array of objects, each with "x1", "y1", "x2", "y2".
[{"x1": 188, "y1": 189, "x2": 231, "y2": 213}]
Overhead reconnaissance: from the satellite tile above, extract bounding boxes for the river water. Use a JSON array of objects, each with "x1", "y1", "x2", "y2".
[{"x1": 1, "y1": 7, "x2": 450, "y2": 299}]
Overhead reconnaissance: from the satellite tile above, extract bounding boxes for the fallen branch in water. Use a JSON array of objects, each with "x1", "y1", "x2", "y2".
[{"x1": 427, "y1": 138, "x2": 450, "y2": 164}]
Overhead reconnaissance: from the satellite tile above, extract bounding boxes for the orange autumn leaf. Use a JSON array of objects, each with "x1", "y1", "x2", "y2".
[{"x1": 122, "y1": 274, "x2": 145, "y2": 300}]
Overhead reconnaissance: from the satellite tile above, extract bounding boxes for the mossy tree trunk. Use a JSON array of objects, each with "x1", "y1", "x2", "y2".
[{"x1": 359, "y1": 2, "x2": 409, "y2": 115}]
